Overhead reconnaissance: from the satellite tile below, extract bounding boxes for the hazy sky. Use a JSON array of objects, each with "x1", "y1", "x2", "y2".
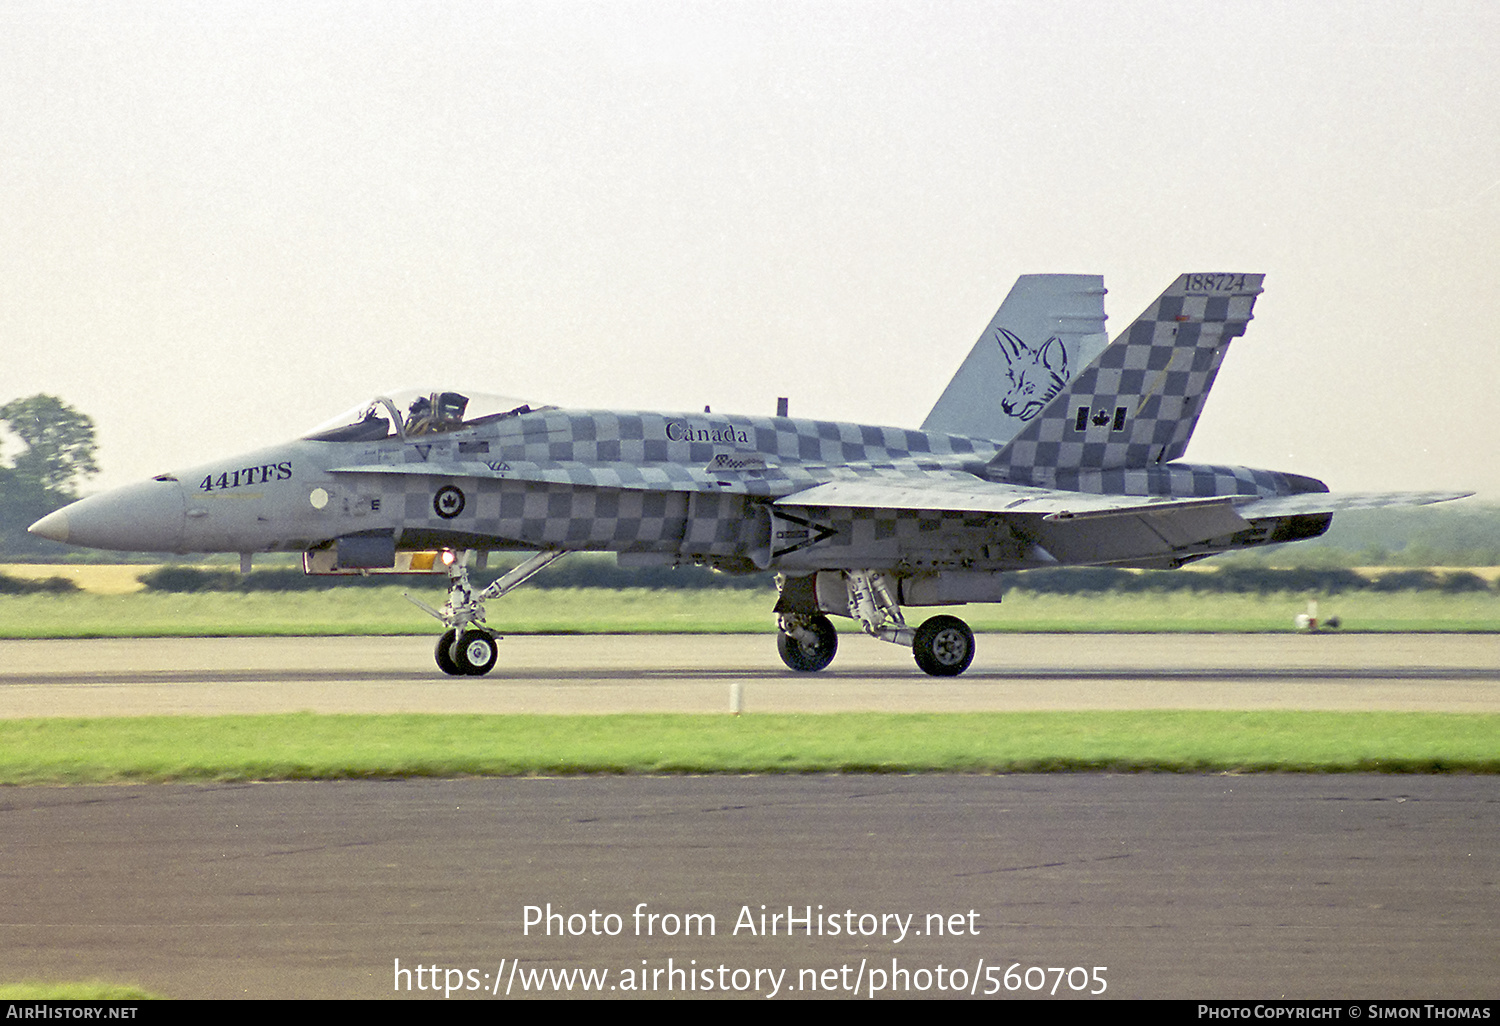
[{"x1": 3, "y1": 0, "x2": 1497, "y2": 499}]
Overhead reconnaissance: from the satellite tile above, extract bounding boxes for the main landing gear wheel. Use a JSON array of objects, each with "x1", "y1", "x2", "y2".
[
  {"x1": 912, "y1": 615, "x2": 975, "y2": 677},
  {"x1": 435, "y1": 628, "x2": 499, "y2": 676},
  {"x1": 777, "y1": 613, "x2": 838, "y2": 672}
]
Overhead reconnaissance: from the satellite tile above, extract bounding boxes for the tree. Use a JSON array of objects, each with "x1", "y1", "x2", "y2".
[
  {"x1": 1, "y1": 394, "x2": 98, "y2": 498},
  {"x1": 0, "y1": 394, "x2": 100, "y2": 555}
]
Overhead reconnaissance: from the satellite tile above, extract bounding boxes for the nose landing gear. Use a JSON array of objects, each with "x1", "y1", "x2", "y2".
[{"x1": 408, "y1": 549, "x2": 565, "y2": 676}]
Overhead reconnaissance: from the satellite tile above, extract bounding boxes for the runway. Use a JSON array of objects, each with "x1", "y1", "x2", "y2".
[
  {"x1": 2, "y1": 633, "x2": 1496, "y2": 1000},
  {"x1": 3, "y1": 775, "x2": 1496, "y2": 1000},
  {"x1": 2, "y1": 632, "x2": 1498, "y2": 716}
]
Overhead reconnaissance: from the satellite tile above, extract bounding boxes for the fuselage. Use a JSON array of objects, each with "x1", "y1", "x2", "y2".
[{"x1": 31, "y1": 399, "x2": 1323, "y2": 574}]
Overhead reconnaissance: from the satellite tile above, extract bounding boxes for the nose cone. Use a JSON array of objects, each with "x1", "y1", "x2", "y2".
[
  {"x1": 28, "y1": 479, "x2": 186, "y2": 552},
  {"x1": 27, "y1": 508, "x2": 71, "y2": 543}
]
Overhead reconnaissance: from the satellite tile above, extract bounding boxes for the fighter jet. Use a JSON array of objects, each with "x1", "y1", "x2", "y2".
[{"x1": 30, "y1": 272, "x2": 1465, "y2": 676}]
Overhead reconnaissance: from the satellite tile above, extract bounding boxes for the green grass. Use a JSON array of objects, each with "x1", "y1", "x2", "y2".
[
  {"x1": 1, "y1": 712, "x2": 1495, "y2": 783},
  {"x1": 0, "y1": 982, "x2": 161, "y2": 1000},
  {"x1": 959, "y1": 590, "x2": 1500, "y2": 633},
  {"x1": 1, "y1": 586, "x2": 1498, "y2": 638}
]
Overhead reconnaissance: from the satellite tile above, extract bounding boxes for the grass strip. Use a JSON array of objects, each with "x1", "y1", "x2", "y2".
[
  {"x1": 1, "y1": 712, "x2": 1496, "y2": 784},
  {"x1": 2, "y1": 588, "x2": 1499, "y2": 638},
  {"x1": 0, "y1": 983, "x2": 161, "y2": 1000}
]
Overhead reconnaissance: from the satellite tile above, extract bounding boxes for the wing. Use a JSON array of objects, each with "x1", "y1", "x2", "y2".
[
  {"x1": 776, "y1": 477, "x2": 1253, "y2": 566},
  {"x1": 1234, "y1": 491, "x2": 1473, "y2": 517}
]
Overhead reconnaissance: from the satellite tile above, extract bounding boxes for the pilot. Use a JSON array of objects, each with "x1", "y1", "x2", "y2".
[
  {"x1": 407, "y1": 395, "x2": 435, "y2": 436},
  {"x1": 407, "y1": 393, "x2": 469, "y2": 435}
]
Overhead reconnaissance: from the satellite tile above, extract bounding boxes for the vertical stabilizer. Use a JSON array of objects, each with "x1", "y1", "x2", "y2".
[
  {"x1": 988, "y1": 273, "x2": 1264, "y2": 482},
  {"x1": 921, "y1": 274, "x2": 1108, "y2": 443}
]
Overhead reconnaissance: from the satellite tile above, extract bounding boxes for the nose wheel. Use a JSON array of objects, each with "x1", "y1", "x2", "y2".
[{"x1": 435, "y1": 628, "x2": 499, "y2": 676}]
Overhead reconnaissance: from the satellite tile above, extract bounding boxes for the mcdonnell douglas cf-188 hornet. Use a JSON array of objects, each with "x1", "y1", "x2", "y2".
[{"x1": 31, "y1": 273, "x2": 1467, "y2": 676}]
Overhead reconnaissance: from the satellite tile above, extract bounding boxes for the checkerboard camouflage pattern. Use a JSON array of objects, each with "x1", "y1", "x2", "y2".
[
  {"x1": 991, "y1": 273, "x2": 1262, "y2": 488},
  {"x1": 32, "y1": 272, "x2": 1463, "y2": 577},
  {"x1": 324, "y1": 272, "x2": 1397, "y2": 575}
]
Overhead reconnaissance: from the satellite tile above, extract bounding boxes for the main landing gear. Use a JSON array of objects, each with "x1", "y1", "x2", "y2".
[
  {"x1": 407, "y1": 549, "x2": 565, "y2": 676},
  {"x1": 773, "y1": 571, "x2": 976, "y2": 677},
  {"x1": 776, "y1": 613, "x2": 838, "y2": 672}
]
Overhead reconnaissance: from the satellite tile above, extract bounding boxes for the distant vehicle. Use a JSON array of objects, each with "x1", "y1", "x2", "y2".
[{"x1": 31, "y1": 273, "x2": 1465, "y2": 676}]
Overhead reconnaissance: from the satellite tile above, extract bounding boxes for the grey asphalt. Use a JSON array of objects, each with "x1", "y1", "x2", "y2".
[
  {"x1": 3, "y1": 633, "x2": 1498, "y2": 715},
  {"x1": 1, "y1": 634, "x2": 1497, "y2": 1000},
  {"x1": 3, "y1": 775, "x2": 1496, "y2": 1000}
]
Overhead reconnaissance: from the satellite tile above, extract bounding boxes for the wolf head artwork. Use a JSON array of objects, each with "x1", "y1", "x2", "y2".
[{"x1": 996, "y1": 328, "x2": 1068, "y2": 421}]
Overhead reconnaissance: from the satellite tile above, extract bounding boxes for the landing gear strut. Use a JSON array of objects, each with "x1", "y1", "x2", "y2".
[{"x1": 408, "y1": 549, "x2": 564, "y2": 676}]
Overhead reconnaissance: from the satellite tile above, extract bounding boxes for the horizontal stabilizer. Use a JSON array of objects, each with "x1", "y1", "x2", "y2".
[{"x1": 1016, "y1": 500, "x2": 1250, "y2": 563}]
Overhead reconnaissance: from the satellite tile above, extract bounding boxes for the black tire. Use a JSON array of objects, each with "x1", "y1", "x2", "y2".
[
  {"x1": 912, "y1": 615, "x2": 974, "y2": 677},
  {"x1": 455, "y1": 629, "x2": 498, "y2": 676},
  {"x1": 435, "y1": 629, "x2": 462, "y2": 675},
  {"x1": 777, "y1": 614, "x2": 838, "y2": 672}
]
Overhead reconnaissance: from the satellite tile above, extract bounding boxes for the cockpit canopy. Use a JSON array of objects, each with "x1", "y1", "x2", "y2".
[{"x1": 302, "y1": 389, "x2": 545, "y2": 442}]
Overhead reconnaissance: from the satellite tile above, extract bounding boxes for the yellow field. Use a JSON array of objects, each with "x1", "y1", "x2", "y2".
[{"x1": 0, "y1": 564, "x2": 149, "y2": 594}]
